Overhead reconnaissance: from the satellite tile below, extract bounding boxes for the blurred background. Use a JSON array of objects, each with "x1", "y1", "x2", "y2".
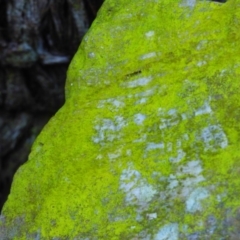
[{"x1": 0, "y1": 0, "x2": 104, "y2": 211}]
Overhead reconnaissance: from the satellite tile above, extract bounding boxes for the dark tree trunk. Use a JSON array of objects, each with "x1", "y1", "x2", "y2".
[{"x1": 0, "y1": 0, "x2": 104, "y2": 211}]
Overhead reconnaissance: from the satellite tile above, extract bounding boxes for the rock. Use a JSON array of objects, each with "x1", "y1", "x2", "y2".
[
  {"x1": 5, "y1": 68, "x2": 33, "y2": 110},
  {"x1": 26, "y1": 64, "x2": 66, "y2": 112},
  {"x1": 0, "y1": 68, "x2": 5, "y2": 106},
  {"x1": 0, "y1": 112, "x2": 32, "y2": 157},
  {"x1": 1, "y1": 0, "x2": 240, "y2": 239},
  {"x1": 3, "y1": 42, "x2": 38, "y2": 68}
]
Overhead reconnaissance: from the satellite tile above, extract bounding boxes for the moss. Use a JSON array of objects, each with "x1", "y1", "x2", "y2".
[{"x1": 1, "y1": 0, "x2": 240, "y2": 239}]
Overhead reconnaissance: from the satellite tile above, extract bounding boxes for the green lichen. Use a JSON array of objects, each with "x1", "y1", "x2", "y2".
[{"x1": 1, "y1": 0, "x2": 240, "y2": 239}]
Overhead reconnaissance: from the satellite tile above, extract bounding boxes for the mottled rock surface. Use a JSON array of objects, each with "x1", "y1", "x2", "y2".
[{"x1": 1, "y1": 0, "x2": 240, "y2": 239}]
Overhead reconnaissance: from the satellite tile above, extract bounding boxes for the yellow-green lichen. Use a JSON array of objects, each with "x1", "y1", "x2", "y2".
[{"x1": 1, "y1": 0, "x2": 240, "y2": 239}]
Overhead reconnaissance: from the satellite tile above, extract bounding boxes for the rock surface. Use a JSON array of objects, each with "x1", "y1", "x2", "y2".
[{"x1": 1, "y1": 0, "x2": 240, "y2": 239}]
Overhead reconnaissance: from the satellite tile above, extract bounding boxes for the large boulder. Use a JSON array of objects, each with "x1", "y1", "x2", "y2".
[{"x1": 1, "y1": 0, "x2": 240, "y2": 239}]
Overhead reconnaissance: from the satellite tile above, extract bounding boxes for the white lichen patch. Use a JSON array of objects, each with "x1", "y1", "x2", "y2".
[
  {"x1": 137, "y1": 87, "x2": 157, "y2": 97},
  {"x1": 154, "y1": 223, "x2": 179, "y2": 240},
  {"x1": 196, "y1": 40, "x2": 208, "y2": 51},
  {"x1": 196, "y1": 60, "x2": 207, "y2": 67},
  {"x1": 88, "y1": 52, "x2": 95, "y2": 58},
  {"x1": 108, "y1": 149, "x2": 122, "y2": 161},
  {"x1": 135, "y1": 97, "x2": 148, "y2": 104},
  {"x1": 146, "y1": 212, "x2": 157, "y2": 220},
  {"x1": 126, "y1": 86, "x2": 157, "y2": 105},
  {"x1": 96, "y1": 154, "x2": 103, "y2": 160},
  {"x1": 200, "y1": 125, "x2": 228, "y2": 152},
  {"x1": 179, "y1": 160, "x2": 203, "y2": 176},
  {"x1": 93, "y1": 116, "x2": 127, "y2": 143},
  {"x1": 97, "y1": 97, "x2": 125, "y2": 109},
  {"x1": 124, "y1": 76, "x2": 153, "y2": 88},
  {"x1": 169, "y1": 149, "x2": 186, "y2": 163},
  {"x1": 167, "y1": 176, "x2": 179, "y2": 189},
  {"x1": 158, "y1": 108, "x2": 180, "y2": 129},
  {"x1": 195, "y1": 100, "x2": 212, "y2": 116},
  {"x1": 120, "y1": 167, "x2": 157, "y2": 207},
  {"x1": 167, "y1": 142, "x2": 173, "y2": 152},
  {"x1": 145, "y1": 30, "x2": 155, "y2": 38},
  {"x1": 146, "y1": 142, "x2": 165, "y2": 151},
  {"x1": 180, "y1": 0, "x2": 196, "y2": 7},
  {"x1": 134, "y1": 113, "x2": 147, "y2": 125},
  {"x1": 126, "y1": 149, "x2": 132, "y2": 156},
  {"x1": 185, "y1": 187, "x2": 209, "y2": 213},
  {"x1": 139, "y1": 52, "x2": 157, "y2": 60},
  {"x1": 181, "y1": 176, "x2": 206, "y2": 197},
  {"x1": 134, "y1": 86, "x2": 158, "y2": 104},
  {"x1": 164, "y1": 159, "x2": 206, "y2": 201}
]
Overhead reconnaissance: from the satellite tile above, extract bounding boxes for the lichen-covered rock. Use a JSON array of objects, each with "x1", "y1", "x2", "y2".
[{"x1": 1, "y1": 0, "x2": 240, "y2": 239}]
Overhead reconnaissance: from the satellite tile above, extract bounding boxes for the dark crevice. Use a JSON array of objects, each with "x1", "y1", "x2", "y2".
[
  {"x1": 125, "y1": 70, "x2": 142, "y2": 79},
  {"x1": 83, "y1": 0, "x2": 104, "y2": 24},
  {"x1": 211, "y1": 0, "x2": 227, "y2": 2}
]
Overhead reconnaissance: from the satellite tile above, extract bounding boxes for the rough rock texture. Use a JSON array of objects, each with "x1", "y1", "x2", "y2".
[{"x1": 1, "y1": 0, "x2": 240, "y2": 239}]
